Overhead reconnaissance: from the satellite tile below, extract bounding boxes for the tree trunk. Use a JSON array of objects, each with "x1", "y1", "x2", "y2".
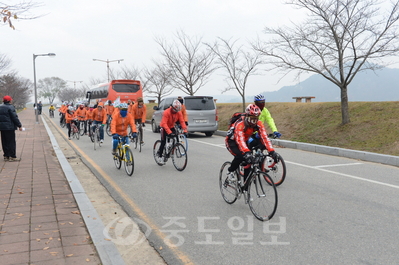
[
  {"x1": 242, "y1": 93, "x2": 246, "y2": 112},
  {"x1": 340, "y1": 86, "x2": 350, "y2": 125}
]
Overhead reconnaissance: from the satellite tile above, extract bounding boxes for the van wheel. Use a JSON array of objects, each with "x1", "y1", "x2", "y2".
[
  {"x1": 205, "y1": 132, "x2": 214, "y2": 137},
  {"x1": 152, "y1": 120, "x2": 159, "y2": 133}
]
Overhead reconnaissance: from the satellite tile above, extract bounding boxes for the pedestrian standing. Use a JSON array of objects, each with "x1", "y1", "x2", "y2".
[
  {"x1": 37, "y1": 101, "x2": 43, "y2": 115},
  {"x1": 0, "y1": 95, "x2": 23, "y2": 161}
]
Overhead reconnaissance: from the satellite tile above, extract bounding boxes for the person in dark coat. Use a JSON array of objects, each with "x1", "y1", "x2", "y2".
[
  {"x1": 37, "y1": 101, "x2": 43, "y2": 115},
  {"x1": 0, "y1": 95, "x2": 23, "y2": 161}
]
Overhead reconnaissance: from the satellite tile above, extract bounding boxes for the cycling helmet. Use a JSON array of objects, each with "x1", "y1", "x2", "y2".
[
  {"x1": 245, "y1": 104, "x2": 261, "y2": 126},
  {"x1": 171, "y1": 99, "x2": 182, "y2": 112},
  {"x1": 254, "y1": 94, "x2": 265, "y2": 102},
  {"x1": 119, "y1": 103, "x2": 128, "y2": 110},
  {"x1": 68, "y1": 106, "x2": 75, "y2": 112}
]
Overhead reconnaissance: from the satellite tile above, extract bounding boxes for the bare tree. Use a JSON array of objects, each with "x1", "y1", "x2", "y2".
[
  {"x1": 143, "y1": 62, "x2": 174, "y2": 104},
  {"x1": 208, "y1": 37, "x2": 263, "y2": 111},
  {"x1": 1, "y1": 1, "x2": 43, "y2": 30},
  {"x1": 38, "y1": 77, "x2": 67, "y2": 104},
  {"x1": 155, "y1": 30, "x2": 216, "y2": 95},
  {"x1": 112, "y1": 64, "x2": 140, "y2": 80},
  {"x1": 0, "y1": 53, "x2": 11, "y2": 75},
  {"x1": 254, "y1": 0, "x2": 399, "y2": 125},
  {"x1": 0, "y1": 73, "x2": 31, "y2": 108},
  {"x1": 57, "y1": 87, "x2": 85, "y2": 104}
]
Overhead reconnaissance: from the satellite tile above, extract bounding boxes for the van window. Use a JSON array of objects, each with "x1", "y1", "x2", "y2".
[
  {"x1": 185, "y1": 97, "x2": 215, "y2": 110},
  {"x1": 163, "y1": 98, "x2": 175, "y2": 109}
]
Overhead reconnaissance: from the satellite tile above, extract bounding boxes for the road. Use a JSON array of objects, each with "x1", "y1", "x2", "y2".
[{"x1": 50, "y1": 117, "x2": 399, "y2": 265}]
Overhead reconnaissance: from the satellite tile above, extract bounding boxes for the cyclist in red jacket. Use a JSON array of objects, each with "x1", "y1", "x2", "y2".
[
  {"x1": 155, "y1": 100, "x2": 187, "y2": 162},
  {"x1": 225, "y1": 104, "x2": 280, "y2": 189}
]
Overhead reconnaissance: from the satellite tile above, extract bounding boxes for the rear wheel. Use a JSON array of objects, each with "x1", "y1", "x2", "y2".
[
  {"x1": 124, "y1": 147, "x2": 134, "y2": 176},
  {"x1": 113, "y1": 147, "x2": 122, "y2": 169},
  {"x1": 153, "y1": 140, "x2": 164, "y2": 166},
  {"x1": 248, "y1": 172, "x2": 278, "y2": 221},
  {"x1": 171, "y1": 143, "x2": 187, "y2": 171},
  {"x1": 205, "y1": 131, "x2": 214, "y2": 137},
  {"x1": 219, "y1": 162, "x2": 238, "y2": 204}
]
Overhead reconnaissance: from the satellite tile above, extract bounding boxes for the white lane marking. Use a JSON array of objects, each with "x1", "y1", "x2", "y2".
[
  {"x1": 315, "y1": 162, "x2": 363, "y2": 168},
  {"x1": 287, "y1": 161, "x2": 399, "y2": 190},
  {"x1": 189, "y1": 138, "x2": 226, "y2": 148}
]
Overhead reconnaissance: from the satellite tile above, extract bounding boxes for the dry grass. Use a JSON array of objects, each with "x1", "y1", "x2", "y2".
[{"x1": 146, "y1": 101, "x2": 399, "y2": 156}]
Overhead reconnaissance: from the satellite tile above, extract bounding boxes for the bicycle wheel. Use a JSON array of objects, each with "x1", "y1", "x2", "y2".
[
  {"x1": 247, "y1": 172, "x2": 278, "y2": 221},
  {"x1": 113, "y1": 147, "x2": 122, "y2": 169},
  {"x1": 75, "y1": 126, "x2": 80, "y2": 140},
  {"x1": 93, "y1": 130, "x2": 97, "y2": 150},
  {"x1": 178, "y1": 134, "x2": 188, "y2": 152},
  {"x1": 134, "y1": 130, "x2": 139, "y2": 149},
  {"x1": 219, "y1": 162, "x2": 238, "y2": 204},
  {"x1": 262, "y1": 155, "x2": 286, "y2": 186},
  {"x1": 171, "y1": 143, "x2": 187, "y2": 171},
  {"x1": 153, "y1": 140, "x2": 164, "y2": 166},
  {"x1": 106, "y1": 122, "x2": 112, "y2": 136},
  {"x1": 124, "y1": 147, "x2": 134, "y2": 176},
  {"x1": 89, "y1": 126, "x2": 95, "y2": 143},
  {"x1": 79, "y1": 121, "x2": 85, "y2": 136},
  {"x1": 138, "y1": 128, "x2": 142, "y2": 153},
  {"x1": 61, "y1": 119, "x2": 66, "y2": 128}
]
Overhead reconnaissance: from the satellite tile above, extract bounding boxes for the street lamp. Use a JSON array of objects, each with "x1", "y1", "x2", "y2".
[
  {"x1": 93, "y1": 58, "x2": 124, "y2": 82},
  {"x1": 33, "y1": 53, "x2": 56, "y2": 124},
  {"x1": 67, "y1": 80, "x2": 83, "y2": 89}
]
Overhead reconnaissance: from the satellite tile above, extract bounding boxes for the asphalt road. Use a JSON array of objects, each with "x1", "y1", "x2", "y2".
[{"x1": 53, "y1": 119, "x2": 399, "y2": 265}]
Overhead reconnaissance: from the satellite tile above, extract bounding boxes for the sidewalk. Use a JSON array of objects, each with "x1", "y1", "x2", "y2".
[{"x1": 0, "y1": 109, "x2": 102, "y2": 265}]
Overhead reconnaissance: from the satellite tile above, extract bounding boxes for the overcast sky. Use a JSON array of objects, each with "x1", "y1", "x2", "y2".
[{"x1": 0, "y1": 0, "x2": 343, "y2": 100}]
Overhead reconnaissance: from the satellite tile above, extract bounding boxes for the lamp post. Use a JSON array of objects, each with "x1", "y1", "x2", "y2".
[
  {"x1": 93, "y1": 58, "x2": 124, "y2": 82},
  {"x1": 67, "y1": 80, "x2": 83, "y2": 89},
  {"x1": 33, "y1": 53, "x2": 56, "y2": 124}
]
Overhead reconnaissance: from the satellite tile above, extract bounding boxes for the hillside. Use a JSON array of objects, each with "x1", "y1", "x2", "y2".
[{"x1": 147, "y1": 102, "x2": 399, "y2": 156}]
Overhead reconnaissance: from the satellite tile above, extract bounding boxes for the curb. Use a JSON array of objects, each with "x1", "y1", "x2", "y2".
[
  {"x1": 214, "y1": 130, "x2": 399, "y2": 167},
  {"x1": 41, "y1": 116, "x2": 126, "y2": 265}
]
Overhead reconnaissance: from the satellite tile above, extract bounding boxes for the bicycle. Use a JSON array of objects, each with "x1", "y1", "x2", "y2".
[
  {"x1": 153, "y1": 134, "x2": 187, "y2": 171},
  {"x1": 113, "y1": 136, "x2": 134, "y2": 176},
  {"x1": 90, "y1": 123, "x2": 102, "y2": 150},
  {"x1": 131, "y1": 122, "x2": 143, "y2": 152},
  {"x1": 49, "y1": 109, "x2": 54, "y2": 118},
  {"x1": 77, "y1": 119, "x2": 86, "y2": 136},
  {"x1": 219, "y1": 148, "x2": 278, "y2": 221},
  {"x1": 70, "y1": 120, "x2": 80, "y2": 140},
  {"x1": 175, "y1": 123, "x2": 188, "y2": 152}
]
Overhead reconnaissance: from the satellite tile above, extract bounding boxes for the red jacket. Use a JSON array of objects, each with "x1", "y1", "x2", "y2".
[
  {"x1": 231, "y1": 119, "x2": 274, "y2": 154},
  {"x1": 160, "y1": 107, "x2": 187, "y2": 135}
]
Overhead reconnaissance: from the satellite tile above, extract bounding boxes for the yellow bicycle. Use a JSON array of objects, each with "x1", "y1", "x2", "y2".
[{"x1": 113, "y1": 136, "x2": 134, "y2": 176}]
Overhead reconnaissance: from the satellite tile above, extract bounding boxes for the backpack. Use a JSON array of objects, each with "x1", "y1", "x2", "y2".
[{"x1": 226, "y1": 112, "x2": 245, "y2": 138}]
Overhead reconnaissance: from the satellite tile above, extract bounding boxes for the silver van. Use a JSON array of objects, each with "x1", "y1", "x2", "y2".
[{"x1": 151, "y1": 96, "x2": 218, "y2": 136}]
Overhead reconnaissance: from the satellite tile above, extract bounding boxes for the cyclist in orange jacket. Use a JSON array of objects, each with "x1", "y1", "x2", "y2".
[
  {"x1": 225, "y1": 104, "x2": 280, "y2": 190},
  {"x1": 92, "y1": 102, "x2": 107, "y2": 143},
  {"x1": 131, "y1": 97, "x2": 147, "y2": 144},
  {"x1": 65, "y1": 106, "x2": 77, "y2": 140},
  {"x1": 75, "y1": 103, "x2": 87, "y2": 134},
  {"x1": 111, "y1": 103, "x2": 137, "y2": 155},
  {"x1": 155, "y1": 100, "x2": 187, "y2": 162}
]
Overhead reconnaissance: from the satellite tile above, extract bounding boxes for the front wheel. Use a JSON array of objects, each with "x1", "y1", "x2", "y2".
[
  {"x1": 219, "y1": 162, "x2": 238, "y2": 204},
  {"x1": 171, "y1": 143, "x2": 187, "y2": 171},
  {"x1": 79, "y1": 121, "x2": 85, "y2": 136},
  {"x1": 248, "y1": 172, "x2": 278, "y2": 221},
  {"x1": 263, "y1": 155, "x2": 286, "y2": 186},
  {"x1": 124, "y1": 147, "x2": 134, "y2": 176},
  {"x1": 106, "y1": 123, "x2": 112, "y2": 137}
]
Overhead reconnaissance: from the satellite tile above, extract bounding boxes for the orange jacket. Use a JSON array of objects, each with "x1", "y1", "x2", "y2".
[
  {"x1": 181, "y1": 105, "x2": 188, "y2": 122},
  {"x1": 160, "y1": 107, "x2": 187, "y2": 135},
  {"x1": 131, "y1": 103, "x2": 147, "y2": 123},
  {"x1": 105, "y1": 105, "x2": 115, "y2": 116},
  {"x1": 111, "y1": 112, "x2": 136, "y2": 136},
  {"x1": 127, "y1": 103, "x2": 134, "y2": 115},
  {"x1": 75, "y1": 107, "x2": 87, "y2": 121},
  {"x1": 86, "y1": 109, "x2": 94, "y2": 120},
  {"x1": 92, "y1": 108, "x2": 107, "y2": 124},
  {"x1": 65, "y1": 111, "x2": 76, "y2": 124},
  {"x1": 59, "y1": 105, "x2": 67, "y2": 114}
]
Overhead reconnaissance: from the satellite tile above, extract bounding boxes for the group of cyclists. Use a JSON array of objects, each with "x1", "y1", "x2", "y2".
[
  {"x1": 55, "y1": 97, "x2": 147, "y2": 154},
  {"x1": 51, "y1": 93, "x2": 281, "y2": 176}
]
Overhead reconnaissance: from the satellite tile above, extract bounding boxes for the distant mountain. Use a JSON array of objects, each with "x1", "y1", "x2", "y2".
[{"x1": 214, "y1": 67, "x2": 399, "y2": 103}]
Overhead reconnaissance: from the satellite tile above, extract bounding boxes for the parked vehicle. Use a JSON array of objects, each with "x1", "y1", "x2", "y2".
[{"x1": 151, "y1": 96, "x2": 218, "y2": 136}]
